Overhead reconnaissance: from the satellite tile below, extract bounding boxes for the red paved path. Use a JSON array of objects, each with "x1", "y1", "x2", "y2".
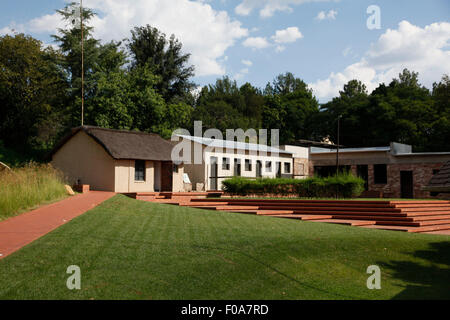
[{"x1": 0, "y1": 191, "x2": 115, "y2": 259}]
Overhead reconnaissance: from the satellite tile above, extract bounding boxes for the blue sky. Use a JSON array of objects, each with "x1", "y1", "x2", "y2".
[{"x1": 1, "y1": 0, "x2": 449, "y2": 102}]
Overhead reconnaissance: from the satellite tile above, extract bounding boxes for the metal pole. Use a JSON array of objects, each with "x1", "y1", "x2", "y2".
[
  {"x1": 336, "y1": 115, "x2": 341, "y2": 174},
  {"x1": 336, "y1": 115, "x2": 341, "y2": 198},
  {"x1": 81, "y1": 0, "x2": 84, "y2": 126}
]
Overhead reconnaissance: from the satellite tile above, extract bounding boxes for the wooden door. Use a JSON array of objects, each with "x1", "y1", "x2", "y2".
[{"x1": 161, "y1": 162, "x2": 173, "y2": 191}]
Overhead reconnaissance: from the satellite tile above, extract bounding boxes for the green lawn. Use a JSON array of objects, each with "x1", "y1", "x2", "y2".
[{"x1": 0, "y1": 194, "x2": 449, "y2": 300}]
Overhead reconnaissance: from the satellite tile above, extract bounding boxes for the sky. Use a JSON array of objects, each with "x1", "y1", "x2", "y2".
[{"x1": 1, "y1": 0, "x2": 449, "y2": 102}]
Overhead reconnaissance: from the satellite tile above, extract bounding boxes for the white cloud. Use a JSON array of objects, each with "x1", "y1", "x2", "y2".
[
  {"x1": 275, "y1": 45, "x2": 286, "y2": 52},
  {"x1": 315, "y1": 9, "x2": 337, "y2": 21},
  {"x1": 241, "y1": 59, "x2": 253, "y2": 66},
  {"x1": 28, "y1": 13, "x2": 66, "y2": 33},
  {"x1": 243, "y1": 26, "x2": 302, "y2": 52},
  {"x1": 309, "y1": 20, "x2": 450, "y2": 102},
  {"x1": 0, "y1": 22, "x2": 25, "y2": 35},
  {"x1": 242, "y1": 36, "x2": 271, "y2": 49},
  {"x1": 271, "y1": 26, "x2": 303, "y2": 43},
  {"x1": 234, "y1": 67, "x2": 249, "y2": 80},
  {"x1": 4, "y1": 0, "x2": 248, "y2": 77},
  {"x1": 235, "y1": 0, "x2": 334, "y2": 18},
  {"x1": 342, "y1": 45, "x2": 358, "y2": 58}
]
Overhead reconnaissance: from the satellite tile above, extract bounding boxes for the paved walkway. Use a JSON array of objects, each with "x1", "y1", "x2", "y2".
[{"x1": 0, "y1": 191, "x2": 115, "y2": 259}]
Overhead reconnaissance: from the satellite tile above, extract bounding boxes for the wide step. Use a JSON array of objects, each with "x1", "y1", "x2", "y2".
[{"x1": 308, "y1": 219, "x2": 377, "y2": 226}]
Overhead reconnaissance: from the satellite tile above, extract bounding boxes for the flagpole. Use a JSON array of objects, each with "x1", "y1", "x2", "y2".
[{"x1": 81, "y1": 0, "x2": 84, "y2": 126}]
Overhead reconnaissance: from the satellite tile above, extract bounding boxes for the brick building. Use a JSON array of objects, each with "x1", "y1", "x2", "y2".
[{"x1": 309, "y1": 142, "x2": 450, "y2": 199}]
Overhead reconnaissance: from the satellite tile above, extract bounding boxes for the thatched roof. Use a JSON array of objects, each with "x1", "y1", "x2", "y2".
[
  {"x1": 51, "y1": 126, "x2": 174, "y2": 161},
  {"x1": 426, "y1": 161, "x2": 450, "y2": 193}
]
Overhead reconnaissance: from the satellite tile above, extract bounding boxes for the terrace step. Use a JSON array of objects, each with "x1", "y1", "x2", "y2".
[
  {"x1": 328, "y1": 214, "x2": 450, "y2": 222},
  {"x1": 392, "y1": 204, "x2": 450, "y2": 208},
  {"x1": 265, "y1": 214, "x2": 333, "y2": 220},
  {"x1": 291, "y1": 210, "x2": 408, "y2": 217},
  {"x1": 180, "y1": 202, "x2": 230, "y2": 207},
  {"x1": 399, "y1": 207, "x2": 450, "y2": 212},
  {"x1": 308, "y1": 219, "x2": 377, "y2": 226},
  {"x1": 191, "y1": 205, "x2": 260, "y2": 211},
  {"x1": 361, "y1": 224, "x2": 450, "y2": 233},
  {"x1": 256, "y1": 206, "x2": 402, "y2": 212},
  {"x1": 230, "y1": 210, "x2": 294, "y2": 215},
  {"x1": 375, "y1": 219, "x2": 450, "y2": 227}
]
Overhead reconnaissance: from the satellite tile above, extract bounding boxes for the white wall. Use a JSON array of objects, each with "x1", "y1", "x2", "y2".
[{"x1": 204, "y1": 149, "x2": 293, "y2": 190}]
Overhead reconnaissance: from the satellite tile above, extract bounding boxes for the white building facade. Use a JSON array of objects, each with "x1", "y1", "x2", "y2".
[{"x1": 176, "y1": 135, "x2": 308, "y2": 191}]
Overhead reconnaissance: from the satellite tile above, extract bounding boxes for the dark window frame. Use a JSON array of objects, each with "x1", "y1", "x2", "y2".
[
  {"x1": 135, "y1": 160, "x2": 146, "y2": 181},
  {"x1": 284, "y1": 162, "x2": 291, "y2": 174},
  {"x1": 245, "y1": 159, "x2": 252, "y2": 171},
  {"x1": 373, "y1": 164, "x2": 387, "y2": 184},
  {"x1": 265, "y1": 161, "x2": 272, "y2": 172},
  {"x1": 222, "y1": 157, "x2": 230, "y2": 170}
]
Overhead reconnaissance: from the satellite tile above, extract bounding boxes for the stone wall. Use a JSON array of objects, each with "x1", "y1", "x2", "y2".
[
  {"x1": 363, "y1": 163, "x2": 443, "y2": 198},
  {"x1": 293, "y1": 158, "x2": 309, "y2": 178}
]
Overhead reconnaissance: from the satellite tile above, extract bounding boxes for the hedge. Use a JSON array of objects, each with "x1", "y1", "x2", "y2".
[{"x1": 221, "y1": 173, "x2": 365, "y2": 198}]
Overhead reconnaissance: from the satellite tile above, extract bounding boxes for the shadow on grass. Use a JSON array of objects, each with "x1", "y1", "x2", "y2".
[{"x1": 379, "y1": 241, "x2": 450, "y2": 299}]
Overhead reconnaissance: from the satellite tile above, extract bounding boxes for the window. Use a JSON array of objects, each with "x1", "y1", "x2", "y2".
[
  {"x1": 245, "y1": 159, "x2": 252, "y2": 171},
  {"x1": 135, "y1": 160, "x2": 146, "y2": 181},
  {"x1": 234, "y1": 159, "x2": 241, "y2": 176},
  {"x1": 265, "y1": 161, "x2": 272, "y2": 172},
  {"x1": 373, "y1": 164, "x2": 387, "y2": 184},
  {"x1": 284, "y1": 162, "x2": 291, "y2": 173},
  {"x1": 222, "y1": 157, "x2": 230, "y2": 170}
]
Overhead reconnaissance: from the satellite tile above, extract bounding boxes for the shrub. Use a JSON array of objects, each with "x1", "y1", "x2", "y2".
[
  {"x1": 0, "y1": 162, "x2": 67, "y2": 220},
  {"x1": 222, "y1": 173, "x2": 365, "y2": 198}
]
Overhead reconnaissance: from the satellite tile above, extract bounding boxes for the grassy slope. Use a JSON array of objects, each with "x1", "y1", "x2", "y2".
[{"x1": 0, "y1": 194, "x2": 449, "y2": 300}]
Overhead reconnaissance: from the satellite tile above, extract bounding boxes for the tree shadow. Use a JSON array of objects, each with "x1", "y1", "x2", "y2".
[{"x1": 379, "y1": 241, "x2": 450, "y2": 299}]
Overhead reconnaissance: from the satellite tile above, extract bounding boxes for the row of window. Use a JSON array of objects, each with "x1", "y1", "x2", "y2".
[{"x1": 220, "y1": 157, "x2": 291, "y2": 174}]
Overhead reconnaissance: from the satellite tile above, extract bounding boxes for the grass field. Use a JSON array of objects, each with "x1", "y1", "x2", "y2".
[{"x1": 0, "y1": 194, "x2": 449, "y2": 300}]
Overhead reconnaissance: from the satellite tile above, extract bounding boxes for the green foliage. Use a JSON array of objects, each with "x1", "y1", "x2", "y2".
[
  {"x1": 128, "y1": 25, "x2": 195, "y2": 102},
  {"x1": 263, "y1": 72, "x2": 320, "y2": 144},
  {"x1": 193, "y1": 77, "x2": 263, "y2": 133},
  {"x1": 0, "y1": 34, "x2": 67, "y2": 152},
  {"x1": 0, "y1": 163, "x2": 67, "y2": 220},
  {"x1": 316, "y1": 69, "x2": 449, "y2": 152},
  {"x1": 222, "y1": 173, "x2": 365, "y2": 198}
]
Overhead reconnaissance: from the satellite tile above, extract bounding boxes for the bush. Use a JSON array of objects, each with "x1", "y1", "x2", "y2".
[
  {"x1": 222, "y1": 173, "x2": 365, "y2": 198},
  {"x1": 0, "y1": 162, "x2": 67, "y2": 220}
]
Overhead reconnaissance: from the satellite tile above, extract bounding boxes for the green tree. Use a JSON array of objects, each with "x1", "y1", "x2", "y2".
[
  {"x1": 263, "y1": 72, "x2": 320, "y2": 144},
  {"x1": 128, "y1": 25, "x2": 195, "y2": 102},
  {"x1": 0, "y1": 34, "x2": 67, "y2": 153},
  {"x1": 193, "y1": 77, "x2": 264, "y2": 134}
]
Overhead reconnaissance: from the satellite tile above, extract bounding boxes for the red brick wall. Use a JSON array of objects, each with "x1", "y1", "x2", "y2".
[{"x1": 364, "y1": 163, "x2": 443, "y2": 198}]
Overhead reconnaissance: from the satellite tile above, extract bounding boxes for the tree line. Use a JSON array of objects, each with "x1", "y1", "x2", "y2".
[{"x1": 0, "y1": 3, "x2": 448, "y2": 160}]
